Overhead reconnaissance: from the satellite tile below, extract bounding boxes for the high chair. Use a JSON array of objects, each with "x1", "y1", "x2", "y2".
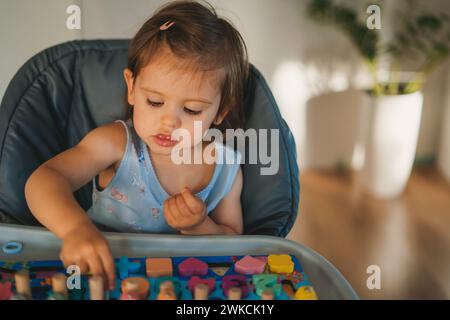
[
  {"x1": 0, "y1": 40, "x2": 358, "y2": 299},
  {"x1": 0, "y1": 39, "x2": 299, "y2": 237}
]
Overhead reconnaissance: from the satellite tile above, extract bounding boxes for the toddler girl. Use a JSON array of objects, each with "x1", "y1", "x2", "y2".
[{"x1": 25, "y1": 0, "x2": 249, "y2": 290}]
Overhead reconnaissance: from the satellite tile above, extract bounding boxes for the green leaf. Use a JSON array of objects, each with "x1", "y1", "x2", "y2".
[
  {"x1": 349, "y1": 25, "x2": 378, "y2": 61},
  {"x1": 433, "y1": 42, "x2": 449, "y2": 55},
  {"x1": 407, "y1": 22, "x2": 418, "y2": 36},
  {"x1": 307, "y1": 0, "x2": 333, "y2": 18},
  {"x1": 416, "y1": 15, "x2": 442, "y2": 31},
  {"x1": 334, "y1": 6, "x2": 357, "y2": 25}
]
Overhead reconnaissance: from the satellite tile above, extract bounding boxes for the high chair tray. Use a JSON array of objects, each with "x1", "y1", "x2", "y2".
[{"x1": 0, "y1": 223, "x2": 358, "y2": 299}]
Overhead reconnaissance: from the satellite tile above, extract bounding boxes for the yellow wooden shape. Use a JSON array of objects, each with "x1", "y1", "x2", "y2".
[
  {"x1": 157, "y1": 280, "x2": 177, "y2": 300},
  {"x1": 267, "y1": 254, "x2": 294, "y2": 274},
  {"x1": 294, "y1": 286, "x2": 318, "y2": 300}
]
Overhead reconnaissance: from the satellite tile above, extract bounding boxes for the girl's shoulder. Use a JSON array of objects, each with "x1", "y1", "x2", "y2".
[
  {"x1": 84, "y1": 121, "x2": 128, "y2": 168},
  {"x1": 215, "y1": 141, "x2": 242, "y2": 165}
]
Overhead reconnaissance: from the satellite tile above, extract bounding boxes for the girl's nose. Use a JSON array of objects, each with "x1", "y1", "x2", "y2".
[{"x1": 161, "y1": 111, "x2": 181, "y2": 129}]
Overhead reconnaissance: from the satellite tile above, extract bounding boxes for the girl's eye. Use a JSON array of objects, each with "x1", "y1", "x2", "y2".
[
  {"x1": 147, "y1": 99, "x2": 163, "y2": 107},
  {"x1": 184, "y1": 107, "x2": 202, "y2": 115}
]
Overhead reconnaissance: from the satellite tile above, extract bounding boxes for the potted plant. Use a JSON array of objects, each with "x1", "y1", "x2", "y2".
[{"x1": 307, "y1": 0, "x2": 450, "y2": 198}]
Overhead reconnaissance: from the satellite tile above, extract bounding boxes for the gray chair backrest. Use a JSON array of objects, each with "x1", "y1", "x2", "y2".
[{"x1": 0, "y1": 39, "x2": 299, "y2": 237}]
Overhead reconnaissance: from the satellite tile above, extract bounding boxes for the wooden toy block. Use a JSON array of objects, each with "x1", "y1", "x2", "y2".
[
  {"x1": 0, "y1": 253, "x2": 317, "y2": 300},
  {"x1": 282, "y1": 270, "x2": 304, "y2": 288},
  {"x1": 228, "y1": 287, "x2": 242, "y2": 300},
  {"x1": 160, "y1": 280, "x2": 174, "y2": 290},
  {"x1": 120, "y1": 292, "x2": 140, "y2": 300},
  {"x1": 89, "y1": 275, "x2": 104, "y2": 300},
  {"x1": 129, "y1": 260, "x2": 141, "y2": 273},
  {"x1": 281, "y1": 279, "x2": 296, "y2": 298},
  {"x1": 210, "y1": 267, "x2": 229, "y2": 276},
  {"x1": 221, "y1": 275, "x2": 250, "y2": 298},
  {"x1": 0, "y1": 281, "x2": 12, "y2": 300},
  {"x1": 210, "y1": 267, "x2": 230, "y2": 277},
  {"x1": 121, "y1": 277, "x2": 150, "y2": 300},
  {"x1": 261, "y1": 288, "x2": 274, "y2": 300},
  {"x1": 51, "y1": 273, "x2": 68, "y2": 299},
  {"x1": 267, "y1": 254, "x2": 294, "y2": 274},
  {"x1": 178, "y1": 257, "x2": 208, "y2": 277},
  {"x1": 14, "y1": 270, "x2": 32, "y2": 299},
  {"x1": 194, "y1": 283, "x2": 209, "y2": 300},
  {"x1": 123, "y1": 278, "x2": 140, "y2": 292},
  {"x1": 207, "y1": 262, "x2": 232, "y2": 276},
  {"x1": 0, "y1": 268, "x2": 14, "y2": 282},
  {"x1": 157, "y1": 280, "x2": 177, "y2": 300},
  {"x1": 187, "y1": 276, "x2": 215, "y2": 294},
  {"x1": 115, "y1": 256, "x2": 141, "y2": 280},
  {"x1": 145, "y1": 258, "x2": 173, "y2": 277},
  {"x1": 294, "y1": 285, "x2": 318, "y2": 300},
  {"x1": 235, "y1": 255, "x2": 266, "y2": 275},
  {"x1": 252, "y1": 274, "x2": 282, "y2": 297}
]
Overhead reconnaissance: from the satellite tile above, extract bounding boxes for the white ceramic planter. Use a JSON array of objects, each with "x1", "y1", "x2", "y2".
[
  {"x1": 359, "y1": 91, "x2": 424, "y2": 199},
  {"x1": 303, "y1": 89, "x2": 366, "y2": 169}
]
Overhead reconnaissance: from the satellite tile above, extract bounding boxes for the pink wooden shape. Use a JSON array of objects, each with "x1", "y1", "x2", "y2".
[
  {"x1": 0, "y1": 282, "x2": 12, "y2": 300},
  {"x1": 178, "y1": 257, "x2": 208, "y2": 277},
  {"x1": 255, "y1": 256, "x2": 268, "y2": 263},
  {"x1": 235, "y1": 255, "x2": 266, "y2": 275},
  {"x1": 221, "y1": 275, "x2": 250, "y2": 298},
  {"x1": 0, "y1": 272, "x2": 13, "y2": 281},
  {"x1": 187, "y1": 276, "x2": 216, "y2": 293}
]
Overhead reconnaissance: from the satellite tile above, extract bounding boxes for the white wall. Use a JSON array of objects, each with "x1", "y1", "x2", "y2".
[
  {"x1": 0, "y1": 0, "x2": 81, "y2": 99},
  {"x1": 1, "y1": 0, "x2": 449, "y2": 171}
]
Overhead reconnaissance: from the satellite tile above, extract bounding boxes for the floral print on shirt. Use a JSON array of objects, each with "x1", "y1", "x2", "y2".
[
  {"x1": 151, "y1": 207, "x2": 160, "y2": 220},
  {"x1": 110, "y1": 187, "x2": 128, "y2": 204}
]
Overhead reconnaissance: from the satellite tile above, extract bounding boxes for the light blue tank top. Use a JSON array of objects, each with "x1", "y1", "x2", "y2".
[{"x1": 87, "y1": 119, "x2": 241, "y2": 233}]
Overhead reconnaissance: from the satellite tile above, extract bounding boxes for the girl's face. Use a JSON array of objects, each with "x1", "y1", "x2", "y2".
[{"x1": 124, "y1": 46, "x2": 226, "y2": 158}]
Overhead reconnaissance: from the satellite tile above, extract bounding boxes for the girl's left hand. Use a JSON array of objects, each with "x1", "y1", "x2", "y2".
[{"x1": 163, "y1": 187, "x2": 207, "y2": 232}]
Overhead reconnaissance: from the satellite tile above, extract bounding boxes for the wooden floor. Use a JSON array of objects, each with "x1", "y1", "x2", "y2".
[{"x1": 287, "y1": 166, "x2": 450, "y2": 299}]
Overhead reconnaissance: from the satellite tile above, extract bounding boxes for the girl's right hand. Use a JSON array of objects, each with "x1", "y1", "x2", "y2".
[{"x1": 59, "y1": 222, "x2": 116, "y2": 290}]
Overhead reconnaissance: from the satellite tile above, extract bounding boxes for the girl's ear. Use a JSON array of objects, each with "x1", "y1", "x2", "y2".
[
  {"x1": 213, "y1": 109, "x2": 230, "y2": 126},
  {"x1": 123, "y1": 68, "x2": 135, "y2": 106}
]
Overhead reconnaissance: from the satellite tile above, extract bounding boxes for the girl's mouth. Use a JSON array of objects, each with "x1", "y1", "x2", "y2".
[{"x1": 153, "y1": 134, "x2": 179, "y2": 147}]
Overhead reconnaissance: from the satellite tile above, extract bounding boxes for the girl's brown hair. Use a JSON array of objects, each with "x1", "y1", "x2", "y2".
[{"x1": 125, "y1": 0, "x2": 249, "y2": 132}]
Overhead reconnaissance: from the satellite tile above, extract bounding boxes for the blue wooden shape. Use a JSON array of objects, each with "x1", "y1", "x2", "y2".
[{"x1": 115, "y1": 256, "x2": 141, "y2": 279}]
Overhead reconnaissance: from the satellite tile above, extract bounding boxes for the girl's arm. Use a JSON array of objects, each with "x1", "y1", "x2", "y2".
[
  {"x1": 24, "y1": 122, "x2": 125, "y2": 289},
  {"x1": 25, "y1": 123, "x2": 124, "y2": 238},
  {"x1": 180, "y1": 167, "x2": 244, "y2": 235}
]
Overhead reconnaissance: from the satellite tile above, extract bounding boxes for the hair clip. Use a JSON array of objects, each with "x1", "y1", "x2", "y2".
[{"x1": 160, "y1": 21, "x2": 175, "y2": 30}]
